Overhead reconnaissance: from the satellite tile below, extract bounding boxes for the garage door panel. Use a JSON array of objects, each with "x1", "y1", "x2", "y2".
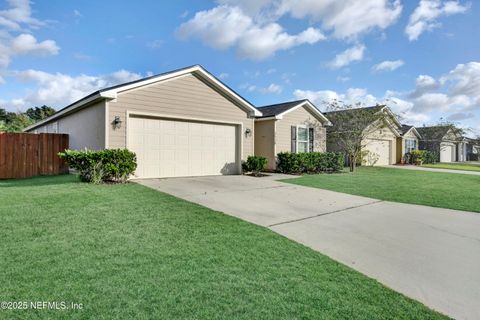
[
  {"x1": 364, "y1": 139, "x2": 391, "y2": 166},
  {"x1": 440, "y1": 144, "x2": 454, "y2": 162},
  {"x1": 128, "y1": 117, "x2": 239, "y2": 178}
]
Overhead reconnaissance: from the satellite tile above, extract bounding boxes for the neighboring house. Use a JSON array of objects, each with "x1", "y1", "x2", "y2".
[
  {"x1": 416, "y1": 126, "x2": 462, "y2": 162},
  {"x1": 324, "y1": 105, "x2": 402, "y2": 166},
  {"x1": 25, "y1": 65, "x2": 262, "y2": 179},
  {"x1": 396, "y1": 125, "x2": 422, "y2": 163},
  {"x1": 254, "y1": 99, "x2": 331, "y2": 170},
  {"x1": 466, "y1": 138, "x2": 480, "y2": 161}
]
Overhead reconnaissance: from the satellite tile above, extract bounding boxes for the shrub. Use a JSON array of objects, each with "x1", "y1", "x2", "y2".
[
  {"x1": 242, "y1": 156, "x2": 267, "y2": 176},
  {"x1": 58, "y1": 149, "x2": 137, "y2": 183},
  {"x1": 277, "y1": 152, "x2": 344, "y2": 174},
  {"x1": 406, "y1": 150, "x2": 436, "y2": 165}
]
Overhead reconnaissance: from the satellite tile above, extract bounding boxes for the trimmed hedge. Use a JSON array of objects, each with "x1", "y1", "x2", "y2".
[
  {"x1": 407, "y1": 150, "x2": 436, "y2": 165},
  {"x1": 242, "y1": 155, "x2": 268, "y2": 176},
  {"x1": 276, "y1": 152, "x2": 344, "y2": 174},
  {"x1": 58, "y1": 149, "x2": 137, "y2": 183}
]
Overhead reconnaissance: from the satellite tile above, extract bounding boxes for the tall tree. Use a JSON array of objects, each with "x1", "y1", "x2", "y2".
[
  {"x1": 25, "y1": 105, "x2": 56, "y2": 121},
  {"x1": 324, "y1": 101, "x2": 390, "y2": 172}
]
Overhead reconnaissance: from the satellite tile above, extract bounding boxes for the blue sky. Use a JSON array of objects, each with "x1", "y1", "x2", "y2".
[{"x1": 0, "y1": 0, "x2": 479, "y2": 136}]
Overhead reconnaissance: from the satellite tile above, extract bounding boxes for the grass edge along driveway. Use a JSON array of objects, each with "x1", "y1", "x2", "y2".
[
  {"x1": 421, "y1": 162, "x2": 480, "y2": 172},
  {"x1": 282, "y1": 166, "x2": 480, "y2": 213},
  {"x1": 0, "y1": 174, "x2": 446, "y2": 319}
]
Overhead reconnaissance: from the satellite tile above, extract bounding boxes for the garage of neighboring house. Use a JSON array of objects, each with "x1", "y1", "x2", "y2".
[
  {"x1": 440, "y1": 143, "x2": 456, "y2": 162},
  {"x1": 363, "y1": 138, "x2": 393, "y2": 166},
  {"x1": 417, "y1": 126, "x2": 462, "y2": 163},
  {"x1": 325, "y1": 105, "x2": 402, "y2": 166},
  {"x1": 24, "y1": 65, "x2": 262, "y2": 179}
]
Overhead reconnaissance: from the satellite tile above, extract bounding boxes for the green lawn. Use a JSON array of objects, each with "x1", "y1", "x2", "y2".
[
  {"x1": 0, "y1": 175, "x2": 445, "y2": 319},
  {"x1": 283, "y1": 167, "x2": 480, "y2": 213},
  {"x1": 421, "y1": 162, "x2": 480, "y2": 172}
]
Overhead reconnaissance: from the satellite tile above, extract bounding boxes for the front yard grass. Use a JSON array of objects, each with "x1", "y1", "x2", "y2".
[
  {"x1": 421, "y1": 162, "x2": 480, "y2": 172},
  {"x1": 283, "y1": 166, "x2": 480, "y2": 213},
  {"x1": 0, "y1": 175, "x2": 445, "y2": 319}
]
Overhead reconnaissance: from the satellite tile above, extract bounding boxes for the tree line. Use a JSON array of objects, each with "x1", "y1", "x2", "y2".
[{"x1": 0, "y1": 106, "x2": 56, "y2": 132}]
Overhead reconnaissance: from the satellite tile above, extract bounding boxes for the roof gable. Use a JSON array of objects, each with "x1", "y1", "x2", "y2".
[
  {"x1": 325, "y1": 105, "x2": 401, "y2": 136},
  {"x1": 25, "y1": 65, "x2": 261, "y2": 131},
  {"x1": 256, "y1": 99, "x2": 331, "y2": 125},
  {"x1": 401, "y1": 125, "x2": 422, "y2": 139},
  {"x1": 416, "y1": 126, "x2": 460, "y2": 141}
]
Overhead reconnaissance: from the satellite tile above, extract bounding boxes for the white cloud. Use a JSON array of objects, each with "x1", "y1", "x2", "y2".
[
  {"x1": 0, "y1": 1, "x2": 58, "y2": 74},
  {"x1": 177, "y1": 5, "x2": 324, "y2": 60},
  {"x1": 293, "y1": 87, "x2": 377, "y2": 107},
  {"x1": 10, "y1": 33, "x2": 59, "y2": 55},
  {"x1": 327, "y1": 44, "x2": 365, "y2": 69},
  {"x1": 0, "y1": 0, "x2": 47, "y2": 31},
  {"x1": 336, "y1": 76, "x2": 351, "y2": 83},
  {"x1": 73, "y1": 10, "x2": 82, "y2": 18},
  {"x1": 261, "y1": 83, "x2": 282, "y2": 94},
  {"x1": 371, "y1": 59, "x2": 404, "y2": 73},
  {"x1": 218, "y1": 72, "x2": 229, "y2": 79},
  {"x1": 278, "y1": 0, "x2": 403, "y2": 39},
  {"x1": 405, "y1": 0, "x2": 469, "y2": 41},
  {"x1": 0, "y1": 33, "x2": 59, "y2": 68},
  {"x1": 241, "y1": 82, "x2": 282, "y2": 94},
  {"x1": 294, "y1": 60, "x2": 480, "y2": 126},
  {"x1": 219, "y1": 0, "x2": 402, "y2": 39},
  {"x1": 5, "y1": 69, "x2": 143, "y2": 110},
  {"x1": 146, "y1": 39, "x2": 163, "y2": 49}
]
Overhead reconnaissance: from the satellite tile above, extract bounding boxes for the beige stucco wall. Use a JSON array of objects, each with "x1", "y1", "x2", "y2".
[
  {"x1": 276, "y1": 106, "x2": 327, "y2": 154},
  {"x1": 107, "y1": 74, "x2": 254, "y2": 159},
  {"x1": 29, "y1": 101, "x2": 106, "y2": 150},
  {"x1": 254, "y1": 120, "x2": 275, "y2": 170},
  {"x1": 363, "y1": 123, "x2": 398, "y2": 165}
]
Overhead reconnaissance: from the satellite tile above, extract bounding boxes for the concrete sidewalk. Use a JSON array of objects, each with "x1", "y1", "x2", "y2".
[
  {"x1": 385, "y1": 164, "x2": 480, "y2": 176},
  {"x1": 138, "y1": 175, "x2": 480, "y2": 320}
]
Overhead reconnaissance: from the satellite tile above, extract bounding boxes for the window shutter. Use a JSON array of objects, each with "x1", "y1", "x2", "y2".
[
  {"x1": 309, "y1": 128, "x2": 314, "y2": 152},
  {"x1": 291, "y1": 126, "x2": 297, "y2": 153}
]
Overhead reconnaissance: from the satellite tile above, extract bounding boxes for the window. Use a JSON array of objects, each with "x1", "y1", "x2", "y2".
[
  {"x1": 405, "y1": 139, "x2": 417, "y2": 153},
  {"x1": 297, "y1": 126, "x2": 309, "y2": 153}
]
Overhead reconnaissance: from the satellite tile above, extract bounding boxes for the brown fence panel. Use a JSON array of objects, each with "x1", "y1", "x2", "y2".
[{"x1": 0, "y1": 132, "x2": 69, "y2": 179}]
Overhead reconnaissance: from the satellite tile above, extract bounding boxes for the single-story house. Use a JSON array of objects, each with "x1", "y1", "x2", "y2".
[
  {"x1": 396, "y1": 125, "x2": 422, "y2": 163},
  {"x1": 416, "y1": 126, "x2": 462, "y2": 163},
  {"x1": 25, "y1": 65, "x2": 262, "y2": 179},
  {"x1": 254, "y1": 99, "x2": 331, "y2": 170},
  {"x1": 324, "y1": 105, "x2": 402, "y2": 166},
  {"x1": 466, "y1": 138, "x2": 480, "y2": 161}
]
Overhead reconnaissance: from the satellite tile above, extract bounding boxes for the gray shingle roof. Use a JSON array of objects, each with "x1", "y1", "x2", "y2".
[
  {"x1": 400, "y1": 125, "x2": 413, "y2": 135},
  {"x1": 416, "y1": 126, "x2": 452, "y2": 141},
  {"x1": 323, "y1": 105, "x2": 385, "y2": 133},
  {"x1": 256, "y1": 99, "x2": 308, "y2": 118}
]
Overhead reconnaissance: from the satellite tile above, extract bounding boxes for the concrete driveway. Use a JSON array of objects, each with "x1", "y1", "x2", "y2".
[{"x1": 137, "y1": 175, "x2": 480, "y2": 320}]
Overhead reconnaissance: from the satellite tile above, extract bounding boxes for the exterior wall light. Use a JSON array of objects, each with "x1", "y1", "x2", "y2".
[
  {"x1": 113, "y1": 116, "x2": 122, "y2": 129},
  {"x1": 245, "y1": 128, "x2": 252, "y2": 137}
]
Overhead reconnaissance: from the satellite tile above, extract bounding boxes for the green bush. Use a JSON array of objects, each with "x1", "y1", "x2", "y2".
[
  {"x1": 422, "y1": 150, "x2": 437, "y2": 164},
  {"x1": 58, "y1": 149, "x2": 137, "y2": 183},
  {"x1": 242, "y1": 156, "x2": 267, "y2": 176},
  {"x1": 277, "y1": 152, "x2": 344, "y2": 174},
  {"x1": 406, "y1": 150, "x2": 436, "y2": 165}
]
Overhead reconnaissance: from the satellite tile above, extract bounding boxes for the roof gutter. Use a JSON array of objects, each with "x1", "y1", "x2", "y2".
[{"x1": 24, "y1": 92, "x2": 115, "y2": 132}]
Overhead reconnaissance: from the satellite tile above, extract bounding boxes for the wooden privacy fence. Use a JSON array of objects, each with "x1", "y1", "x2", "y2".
[{"x1": 0, "y1": 133, "x2": 69, "y2": 179}]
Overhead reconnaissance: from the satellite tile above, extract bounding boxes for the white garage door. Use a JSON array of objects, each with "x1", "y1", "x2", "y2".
[
  {"x1": 364, "y1": 139, "x2": 391, "y2": 166},
  {"x1": 440, "y1": 144, "x2": 454, "y2": 163},
  {"x1": 128, "y1": 117, "x2": 239, "y2": 178}
]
